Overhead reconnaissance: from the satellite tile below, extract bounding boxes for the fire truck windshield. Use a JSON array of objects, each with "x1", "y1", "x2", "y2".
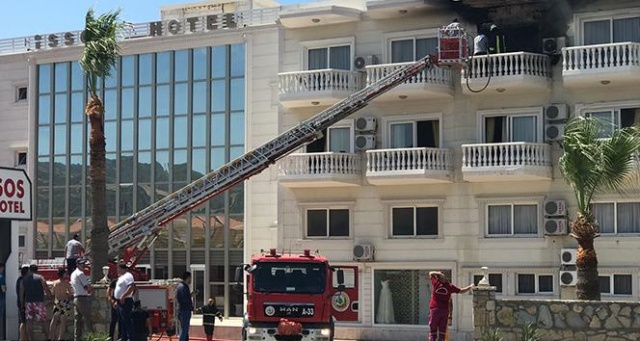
[{"x1": 253, "y1": 262, "x2": 326, "y2": 294}]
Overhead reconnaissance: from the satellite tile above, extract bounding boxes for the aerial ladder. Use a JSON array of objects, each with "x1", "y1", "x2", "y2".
[{"x1": 90, "y1": 54, "x2": 440, "y2": 274}]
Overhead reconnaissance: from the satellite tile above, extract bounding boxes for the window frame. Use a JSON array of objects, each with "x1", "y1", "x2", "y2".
[
  {"x1": 485, "y1": 202, "x2": 540, "y2": 237},
  {"x1": 591, "y1": 200, "x2": 640, "y2": 235},
  {"x1": 578, "y1": 101, "x2": 640, "y2": 136},
  {"x1": 301, "y1": 203, "x2": 353, "y2": 239},
  {"x1": 383, "y1": 28, "x2": 439, "y2": 64},
  {"x1": 389, "y1": 205, "x2": 440, "y2": 238},
  {"x1": 16, "y1": 86, "x2": 28, "y2": 102},
  {"x1": 576, "y1": 9, "x2": 640, "y2": 45},
  {"x1": 300, "y1": 37, "x2": 355, "y2": 71},
  {"x1": 516, "y1": 273, "x2": 555, "y2": 295},
  {"x1": 383, "y1": 199, "x2": 444, "y2": 239},
  {"x1": 16, "y1": 151, "x2": 28, "y2": 168},
  {"x1": 598, "y1": 273, "x2": 634, "y2": 296},
  {"x1": 382, "y1": 113, "x2": 443, "y2": 149},
  {"x1": 477, "y1": 107, "x2": 544, "y2": 143}
]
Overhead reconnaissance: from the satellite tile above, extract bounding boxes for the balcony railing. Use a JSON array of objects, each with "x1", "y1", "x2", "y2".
[
  {"x1": 367, "y1": 147, "x2": 453, "y2": 173},
  {"x1": 365, "y1": 62, "x2": 452, "y2": 87},
  {"x1": 562, "y1": 42, "x2": 640, "y2": 72},
  {"x1": 462, "y1": 142, "x2": 551, "y2": 168},
  {"x1": 279, "y1": 152, "x2": 361, "y2": 177},
  {"x1": 279, "y1": 69, "x2": 365, "y2": 96},
  {"x1": 463, "y1": 52, "x2": 550, "y2": 79}
]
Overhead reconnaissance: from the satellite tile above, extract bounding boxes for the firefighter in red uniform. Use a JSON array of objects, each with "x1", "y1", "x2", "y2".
[{"x1": 428, "y1": 271, "x2": 474, "y2": 341}]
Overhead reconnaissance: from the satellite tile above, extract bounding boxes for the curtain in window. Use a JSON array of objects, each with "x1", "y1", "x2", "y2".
[
  {"x1": 517, "y1": 274, "x2": 535, "y2": 294},
  {"x1": 591, "y1": 203, "x2": 615, "y2": 233},
  {"x1": 511, "y1": 116, "x2": 536, "y2": 142},
  {"x1": 513, "y1": 204, "x2": 538, "y2": 234},
  {"x1": 416, "y1": 38, "x2": 438, "y2": 59},
  {"x1": 613, "y1": 17, "x2": 640, "y2": 43},
  {"x1": 485, "y1": 116, "x2": 507, "y2": 143},
  {"x1": 432, "y1": 121, "x2": 440, "y2": 148},
  {"x1": 328, "y1": 127, "x2": 351, "y2": 153},
  {"x1": 390, "y1": 123, "x2": 413, "y2": 148},
  {"x1": 416, "y1": 120, "x2": 438, "y2": 148},
  {"x1": 308, "y1": 48, "x2": 328, "y2": 70},
  {"x1": 488, "y1": 205, "x2": 511, "y2": 235},
  {"x1": 613, "y1": 275, "x2": 632, "y2": 295},
  {"x1": 329, "y1": 46, "x2": 351, "y2": 70},
  {"x1": 391, "y1": 40, "x2": 414, "y2": 63},
  {"x1": 616, "y1": 202, "x2": 640, "y2": 233},
  {"x1": 584, "y1": 20, "x2": 611, "y2": 45},
  {"x1": 620, "y1": 108, "x2": 640, "y2": 128}
]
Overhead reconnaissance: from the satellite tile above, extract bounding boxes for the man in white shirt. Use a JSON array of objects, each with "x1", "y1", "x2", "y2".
[
  {"x1": 115, "y1": 261, "x2": 136, "y2": 341},
  {"x1": 70, "y1": 259, "x2": 93, "y2": 341},
  {"x1": 65, "y1": 234, "x2": 85, "y2": 275}
]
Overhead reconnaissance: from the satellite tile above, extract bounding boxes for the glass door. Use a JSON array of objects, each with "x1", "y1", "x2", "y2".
[{"x1": 190, "y1": 264, "x2": 206, "y2": 309}]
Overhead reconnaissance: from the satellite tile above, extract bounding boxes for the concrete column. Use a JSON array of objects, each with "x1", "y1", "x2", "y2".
[{"x1": 472, "y1": 286, "x2": 497, "y2": 340}]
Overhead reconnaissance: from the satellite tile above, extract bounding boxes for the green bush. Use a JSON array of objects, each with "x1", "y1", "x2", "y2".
[
  {"x1": 481, "y1": 328, "x2": 503, "y2": 341},
  {"x1": 83, "y1": 331, "x2": 111, "y2": 341},
  {"x1": 521, "y1": 322, "x2": 541, "y2": 341}
]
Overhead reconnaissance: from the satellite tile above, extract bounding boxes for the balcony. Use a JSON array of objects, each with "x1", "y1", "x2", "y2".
[
  {"x1": 562, "y1": 42, "x2": 640, "y2": 88},
  {"x1": 366, "y1": 147, "x2": 454, "y2": 185},
  {"x1": 461, "y1": 142, "x2": 552, "y2": 182},
  {"x1": 462, "y1": 52, "x2": 551, "y2": 95},
  {"x1": 279, "y1": 69, "x2": 365, "y2": 109},
  {"x1": 365, "y1": 62, "x2": 454, "y2": 101},
  {"x1": 279, "y1": 152, "x2": 362, "y2": 188}
]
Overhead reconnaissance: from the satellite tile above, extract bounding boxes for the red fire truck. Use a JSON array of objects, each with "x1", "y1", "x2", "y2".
[{"x1": 239, "y1": 249, "x2": 352, "y2": 341}]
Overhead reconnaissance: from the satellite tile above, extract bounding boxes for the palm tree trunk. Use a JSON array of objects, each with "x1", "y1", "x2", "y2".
[
  {"x1": 87, "y1": 94, "x2": 109, "y2": 282},
  {"x1": 573, "y1": 213, "x2": 600, "y2": 300}
]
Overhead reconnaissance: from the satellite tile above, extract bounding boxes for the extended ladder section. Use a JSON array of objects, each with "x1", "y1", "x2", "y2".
[{"x1": 100, "y1": 55, "x2": 437, "y2": 265}]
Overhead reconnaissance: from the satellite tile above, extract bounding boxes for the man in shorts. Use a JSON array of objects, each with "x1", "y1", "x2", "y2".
[
  {"x1": 50, "y1": 268, "x2": 74, "y2": 340},
  {"x1": 16, "y1": 265, "x2": 29, "y2": 341},
  {"x1": 20, "y1": 264, "x2": 53, "y2": 341}
]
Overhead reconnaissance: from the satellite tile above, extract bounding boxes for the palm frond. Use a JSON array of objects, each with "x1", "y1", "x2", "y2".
[{"x1": 79, "y1": 8, "x2": 128, "y2": 94}]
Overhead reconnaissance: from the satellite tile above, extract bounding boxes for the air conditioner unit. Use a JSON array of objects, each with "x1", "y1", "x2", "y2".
[
  {"x1": 355, "y1": 135, "x2": 376, "y2": 151},
  {"x1": 561, "y1": 248, "x2": 577, "y2": 265},
  {"x1": 544, "y1": 218, "x2": 568, "y2": 236},
  {"x1": 544, "y1": 200, "x2": 567, "y2": 217},
  {"x1": 542, "y1": 37, "x2": 566, "y2": 55},
  {"x1": 355, "y1": 117, "x2": 377, "y2": 132},
  {"x1": 545, "y1": 103, "x2": 568, "y2": 121},
  {"x1": 545, "y1": 124, "x2": 565, "y2": 142},
  {"x1": 353, "y1": 244, "x2": 374, "y2": 261},
  {"x1": 354, "y1": 55, "x2": 379, "y2": 70},
  {"x1": 560, "y1": 270, "x2": 578, "y2": 286}
]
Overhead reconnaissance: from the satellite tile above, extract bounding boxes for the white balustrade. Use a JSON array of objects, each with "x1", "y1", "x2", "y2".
[
  {"x1": 366, "y1": 148, "x2": 452, "y2": 173},
  {"x1": 279, "y1": 152, "x2": 361, "y2": 176},
  {"x1": 279, "y1": 69, "x2": 365, "y2": 95},
  {"x1": 463, "y1": 52, "x2": 550, "y2": 79},
  {"x1": 562, "y1": 42, "x2": 640, "y2": 72},
  {"x1": 365, "y1": 62, "x2": 453, "y2": 87},
  {"x1": 461, "y1": 142, "x2": 551, "y2": 168}
]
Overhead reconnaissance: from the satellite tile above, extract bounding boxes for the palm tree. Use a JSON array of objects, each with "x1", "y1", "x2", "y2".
[
  {"x1": 559, "y1": 116, "x2": 640, "y2": 300},
  {"x1": 79, "y1": 8, "x2": 127, "y2": 281}
]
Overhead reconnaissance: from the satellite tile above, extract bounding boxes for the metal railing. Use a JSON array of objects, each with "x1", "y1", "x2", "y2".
[
  {"x1": 461, "y1": 142, "x2": 551, "y2": 168},
  {"x1": 365, "y1": 62, "x2": 453, "y2": 88},
  {"x1": 366, "y1": 147, "x2": 453, "y2": 173},
  {"x1": 279, "y1": 69, "x2": 365, "y2": 95},
  {"x1": 279, "y1": 152, "x2": 361, "y2": 176},
  {"x1": 463, "y1": 52, "x2": 551, "y2": 79},
  {"x1": 562, "y1": 42, "x2": 640, "y2": 72}
]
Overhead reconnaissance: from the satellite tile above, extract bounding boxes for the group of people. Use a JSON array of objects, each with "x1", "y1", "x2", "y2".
[
  {"x1": 473, "y1": 22, "x2": 506, "y2": 56},
  {"x1": 175, "y1": 271, "x2": 224, "y2": 341}
]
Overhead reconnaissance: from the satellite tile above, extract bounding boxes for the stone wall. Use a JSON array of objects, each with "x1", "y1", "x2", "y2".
[{"x1": 473, "y1": 287, "x2": 640, "y2": 341}]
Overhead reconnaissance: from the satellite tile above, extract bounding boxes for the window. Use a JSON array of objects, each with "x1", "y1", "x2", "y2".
[
  {"x1": 585, "y1": 107, "x2": 640, "y2": 138},
  {"x1": 16, "y1": 152, "x2": 27, "y2": 167},
  {"x1": 19, "y1": 235, "x2": 26, "y2": 247},
  {"x1": 306, "y1": 208, "x2": 350, "y2": 238},
  {"x1": 591, "y1": 202, "x2": 640, "y2": 234},
  {"x1": 390, "y1": 37, "x2": 438, "y2": 63},
  {"x1": 583, "y1": 16, "x2": 640, "y2": 45},
  {"x1": 307, "y1": 45, "x2": 351, "y2": 70},
  {"x1": 389, "y1": 119, "x2": 440, "y2": 148},
  {"x1": 487, "y1": 203, "x2": 538, "y2": 236},
  {"x1": 306, "y1": 124, "x2": 353, "y2": 153},
  {"x1": 17, "y1": 86, "x2": 28, "y2": 101},
  {"x1": 599, "y1": 274, "x2": 632, "y2": 295},
  {"x1": 391, "y1": 206, "x2": 438, "y2": 237},
  {"x1": 473, "y1": 273, "x2": 503, "y2": 293},
  {"x1": 517, "y1": 274, "x2": 553, "y2": 294},
  {"x1": 484, "y1": 114, "x2": 539, "y2": 143}
]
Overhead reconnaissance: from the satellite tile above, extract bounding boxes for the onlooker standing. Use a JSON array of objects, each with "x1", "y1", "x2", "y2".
[
  {"x1": 0, "y1": 262, "x2": 6, "y2": 340},
  {"x1": 20, "y1": 264, "x2": 53, "y2": 341},
  {"x1": 196, "y1": 297, "x2": 223, "y2": 341},
  {"x1": 71, "y1": 259, "x2": 94, "y2": 341},
  {"x1": 131, "y1": 300, "x2": 152, "y2": 341},
  {"x1": 50, "y1": 268, "x2": 74, "y2": 341},
  {"x1": 176, "y1": 271, "x2": 194, "y2": 341},
  {"x1": 16, "y1": 265, "x2": 29, "y2": 341},
  {"x1": 473, "y1": 28, "x2": 488, "y2": 56},
  {"x1": 115, "y1": 261, "x2": 136, "y2": 341},
  {"x1": 107, "y1": 278, "x2": 119, "y2": 341},
  {"x1": 427, "y1": 271, "x2": 474, "y2": 341},
  {"x1": 65, "y1": 234, "x2": 85, "y2": 275}
]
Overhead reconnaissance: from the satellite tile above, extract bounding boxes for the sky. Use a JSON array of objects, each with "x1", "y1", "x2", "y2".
[{"x1": 0, "y1": 0, "x2": 311, "y2": 39}]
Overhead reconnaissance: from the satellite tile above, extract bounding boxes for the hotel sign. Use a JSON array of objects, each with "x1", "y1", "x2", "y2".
[
  {"x1": 0, "y1": 167, "x2": 32, "y2": 221},
  {"x1": 32, "y1": 13, "x2": 238, "y2": 50}
]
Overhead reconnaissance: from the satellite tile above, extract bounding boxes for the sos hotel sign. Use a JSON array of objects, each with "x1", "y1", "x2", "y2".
[
  {"x1": 32, "y1": 12, "x2": 237, "y2": 50},
  {"x1": 0, "y1": 168, "x2": 32, "y2": 221}
]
